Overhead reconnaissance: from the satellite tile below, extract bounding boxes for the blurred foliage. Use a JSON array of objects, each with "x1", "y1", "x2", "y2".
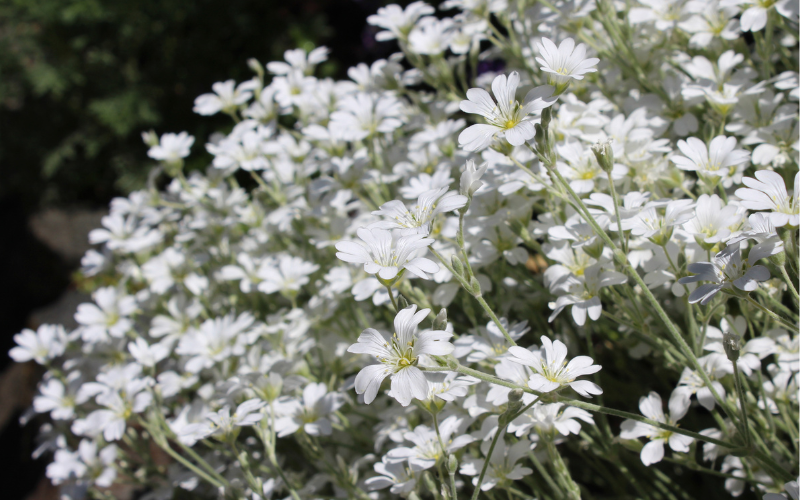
[{"x1": 0, "y1": 0, "x2": 398, "y2": 211}]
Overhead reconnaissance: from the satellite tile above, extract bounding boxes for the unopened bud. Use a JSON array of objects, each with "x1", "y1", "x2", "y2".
[
  {"x1": 247, "y1": 58, "x2": 264, "y2": 79},
  {"x1": 769, "y1": 248, "x2": 786, "y2": 267},
  {"x1": 469, "y1": 276, "x2": 481, "y2": 294},
  {"x1": 451, "y1": 255, "x2": 465, "y2": 277},
  {"x1": 433, "y1": 308, "x2": 448, "y2": 331},
  {"x1": 591, "y1": 140, "x2": 614, "y2": 173},
  {"x1": 447, "y1": 454, "x2": 458, "y2": 473},
  {"x1": 141, "y1": 130, "x2": 159, "y2": 148},
  {"x1": 408, "y1": 493, "x2": 422, "y2": 500},
  {"x1": 397, "y1": 295, "x2": 410, "y2": 310},
  {"x1": 723, "y1": 332, "x2": 741, "y2": 362}
]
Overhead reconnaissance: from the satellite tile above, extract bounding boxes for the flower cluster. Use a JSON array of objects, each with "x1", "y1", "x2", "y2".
[{"x1": 10, "y1": 1, "x2": 799, "y2": 500}]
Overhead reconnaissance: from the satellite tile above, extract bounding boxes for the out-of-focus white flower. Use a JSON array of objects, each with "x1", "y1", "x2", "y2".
[
  {"x1": 9, "y1": 324, "x2": 67, "y2": 364},
  {"x1": 193, "y1": 79, "x2": 255, "y2": 115},
  {"x1": 367, "y1": 1, "x2": 435, "y2": 41},
  {"x1": 735, "y1": 170, "x2": 799, "y2": 227},
  {"x1": 147, "y1": 132, "x2": 194, "y2": 163},
  {"x1": 459, "y1": 438, "x2": 532, "y2": 491},
  {"x1": 620, "y1": 391, "x2": 693, "y2": 466}
]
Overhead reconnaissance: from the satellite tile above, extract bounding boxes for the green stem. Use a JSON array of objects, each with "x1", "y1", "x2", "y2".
[
  {"x1": 471, "y1": 421, "x2": 506, "y2": 500},
  {"x1": 429, "y1": 247, "x2": 517, "y2": 346},
  {"x1": 780, "y1": 265, "x2": 800, "y2": 303},
  {"x1": 732, "y1": 362, "x2": 752, "y2": 448},
  {"x1": 538, "y1": 157, "x2": 734, "y2": 420},
  {"x1": 420, "y1": 365, "x2": 737, "y2": 448},
  {"x1": 606, "y1": 170, "x2": 627, "y2": 254},
  {"x1": 387, "y1": 285, "x2": 398, "y2": 312},
  {"x1": 746, "y1": 295, "x2": 797, "y2": 331}
]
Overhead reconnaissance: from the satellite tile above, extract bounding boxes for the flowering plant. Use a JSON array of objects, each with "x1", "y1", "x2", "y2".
[{"x1": 12, "y1": 1, "x2": 800, "y2": 499}]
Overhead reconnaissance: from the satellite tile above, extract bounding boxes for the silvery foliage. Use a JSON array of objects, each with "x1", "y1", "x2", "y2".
[{"x1": 11, "y1": 1, "x2": 800, "y2": 499}]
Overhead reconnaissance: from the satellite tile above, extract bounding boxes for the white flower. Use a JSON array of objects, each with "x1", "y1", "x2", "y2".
[
  {"x1": 670, "y1": 135, "x2": 750, "y2": 181},
  {"x1": 370, "y1": 188, "x2": 467, "y2": 235},
  {"x1": 367, "y1": 1, "x2": 435, "y2": 41},
  {"x1": 460, "y1": 159, "x2": 488, "y2": 196},
  {"x1": 508, "y1": 402, "x2": 594, "y2": 438},
  {"x1": 458, "y1": 72, "x2": 556, "y2": 151},
  {"x1": 193, "y1": 79, "x2": 254, "y2": 115},
  {"x1": 459, "y1": 438, "x2": 533, "y2": 491},
  {"x1": 128, "y1": 337, "x2": 170, "y2": 368},
  {"x1": 408, "y1": 17, "x2": 454, "y2": 55},
  {"x1": 720, "y1": 0, "x2": 799, "y2": 32},
  {"x1": 178, "y1": 399, "x2": 266, "y2": 444},
  {"x1": 547, "y1": 263, "x2": 627, "y2": 326},
  {"x1": 365, "y1": 456, "x2": 421, "y2": 495},
  {"x1": 385, "y1": 415, "x2": 474, "y2": 468},
  {"x1": 535, "y1": 37, "x2": 599, "y2": 88},
  {"x1": 46, "y1": 440, "x2": 118, "y2": 488},
  {"x1": 680, "y1": 245, "x2": 771, "y2": 304},
  {"x1": 329, "y1": 93, "x2": 404, "y2": 141},
  {"x1": 74, "y1": 287, "x2": 137, "y2": 343},
  {"x1": 257, "y1": 255, "x2": 319, "y2": 295},
  {"x1": 88, "y1": 213, "x2": 162, "y2": 253},
  {"x1": 267, "y1": 46, "x2": 329, "y2": 76},
  {"x1": 629, "y1": 0, "x2": 687, "y2": 30},
  {"x1": 74, "y1": 384, "x2": 152, "y2": 442},
  {"x1": 9, "y1": 324, "x2": 66, "y2": 364},
  {"x1": 735, "y1": 170, "x2": 799, "y2": 227},
  {"x1": 508, "y1": 335, "x2": 603, "y2": 397},
  {"x1": 274, "y1": 383, "x2": 344, "y2": 437},
  {"x1": 620, "y1": 391, "x2": 693, "y2": 466},
  {"x1": 628, "y1": 199, "x2": 695, "y2": 244},
  {"x1": 34, "y1": 378, "x2": 78, "y2": 420},
  {"x1": 176, "y1": 313, "x2": 256, "y2": 373},
  {"x1": 682, "y1": 194, "x2": 744, "y2": 245},
  {"x1": 347, "y1": 305, "x2": 454, "y2": 406},
  {"x1": 147, "y1": 132, "x2": 194, "y2": 163},
  {"x1": 335, "y1": 228, "x2": 439, "y2": 282},
  {"x1": 674, "y1": 354, "x2": 729, "y2": 410}
]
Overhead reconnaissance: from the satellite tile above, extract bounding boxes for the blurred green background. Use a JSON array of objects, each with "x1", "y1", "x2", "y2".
[{"x1": 0, "y1": 1, "x2": 413, "y2": 498}]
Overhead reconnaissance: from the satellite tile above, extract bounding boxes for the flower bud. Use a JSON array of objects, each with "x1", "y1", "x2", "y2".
[
  {"x1": 141, "y1": 130, "x2": 159, "y2": 148},
  {"x1": 723, "y1": 332, "x2": 741, "y2": 362},
  {"x1": 469, "y1": 276, "x2": 481, "y2": 294},
  {"x1": 247, "y1": 58, "x2": 265, "y2": 79},
  {"x1": 447, "y1": 454, "x2": 458, "y2": 473},
  {"x1": 433, "y1": 308, "x2": 448, "y2": 331},
  {"x1": 451, "y1": 255, "x2": 465, "y2": 277},
  {"x1": 397, "y1": 294, "x2": 410, "y2": 310},
  {"x1": 590, "y1": 140, "x2": 614, "y2": 173},
  {"x1": 769, "y1": 248, "x2": 786, "y2": 267}
]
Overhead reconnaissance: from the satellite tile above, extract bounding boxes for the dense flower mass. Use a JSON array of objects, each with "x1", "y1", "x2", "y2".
[{"x1": 10, "y1": 2, "x2": 799, "y2": 500}]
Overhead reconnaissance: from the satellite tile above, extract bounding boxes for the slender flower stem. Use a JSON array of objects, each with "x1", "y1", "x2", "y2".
[
  {"x1": 745, "y1": 296, "x2": 797, "y2": 331},
  {"x1": 386, "y1": 285, "x2": 398, "y2": 312},
  {"x1": 471, "y1": 420, "x2": 506, "y2": 500},
  {"x1": 429, "y1": 247, "x2": 517, "y2": 346},
  {"x1": 536, "y1": 158, "x2": 734, "y2": 420},
  {"x1": 779, "y1": 265, "x2": 800, "y2": 303},
  {"x1": 419, "y1": 365, "x2": 737, "y2": 448},
  {"x1": 606, "y1": 170, "x2": 627, "y2": 254},
  {"x1": 732, "y1": 362, "x2": 752, "y2": 449}
]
